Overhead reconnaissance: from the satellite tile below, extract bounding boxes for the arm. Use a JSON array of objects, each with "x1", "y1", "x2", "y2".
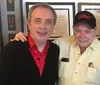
[{"x1": 0, "y1": 43, "x2": 14, "y2": 84}]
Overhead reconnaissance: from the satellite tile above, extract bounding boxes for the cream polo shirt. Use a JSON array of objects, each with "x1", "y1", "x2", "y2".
[{"x1": 54, "y1": 35, "x2": 100, "y2": 85}]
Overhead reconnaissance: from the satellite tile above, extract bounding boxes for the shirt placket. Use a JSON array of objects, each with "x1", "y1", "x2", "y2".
[{"x1": 73, "y1": 47, "x2": 92, "y2": 85}]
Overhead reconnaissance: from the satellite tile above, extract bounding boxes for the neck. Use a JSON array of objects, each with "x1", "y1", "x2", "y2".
[
  {"x1": 35, "y1": 40, "x2": 47, "y2": 52},
  {"x1": 80, "y1": 47, "x2": 86, "y2": 54}
]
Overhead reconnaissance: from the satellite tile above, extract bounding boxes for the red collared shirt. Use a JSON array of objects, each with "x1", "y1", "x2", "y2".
[{"x1": 28, "y1": 35, "x2": 49, "y2": 76}]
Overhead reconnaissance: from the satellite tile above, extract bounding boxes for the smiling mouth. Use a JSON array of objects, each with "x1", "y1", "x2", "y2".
[
  {"x1": 79, "y1": 40, "x2": 88, "y2": 43},
  {"x1": 79, "y1": 38, "x2": 88, "y2": 42},
  {"x1": 37, "y1": 31, "x2": 47, "y2": 36}
]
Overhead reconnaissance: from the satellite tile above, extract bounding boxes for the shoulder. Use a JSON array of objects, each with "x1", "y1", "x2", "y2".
[
  {"x1": 49, "y1": 41, "x2": 59, "y2": 49},
  {"x1": 95, "y1": 39, "x2": 100, "y2": 49},
  {"x1": 48, "y1": 41, "x2": 60, "y2": 58},
  {"x1": 49, "y1": 41, "x2": 60, "y2": 53},
  {"x1": 1, "y1": 41, "x2": 28, "y2": 52},
  {"x1": 54, "y1": 35, "x2": 75, "y2": 46}
]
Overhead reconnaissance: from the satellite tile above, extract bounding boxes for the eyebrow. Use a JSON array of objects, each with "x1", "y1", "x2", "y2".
[
  {"x1": 34, "y1": 18, "x2": 53, "y2": 22},
  {"x1": 34, "y1": 18, "x2": 41, "y2": 20},
  {"x1": 46, "y1": 19, "x2": 52, "y2": 22}
]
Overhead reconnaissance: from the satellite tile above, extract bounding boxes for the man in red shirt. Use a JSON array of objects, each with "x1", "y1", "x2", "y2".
[{"x1": 0, "y1": 3, "x2": 59, "y2": 85}]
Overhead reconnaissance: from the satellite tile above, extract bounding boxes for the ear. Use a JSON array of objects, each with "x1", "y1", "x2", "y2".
[
  {"x1": 27, "y1": 21, "x2": 30, "y2": 30},
  {"x1": 94, "y1": 27, "x2": 96, "y2": 35},
  {"x1": 73, "y1": 26, "x2": 75, "y2": 35},
  {"x1": 94, "y1": 27, "x2": 96, "y2": 31},
  {"x1": 73, "y1": 31, "x2": 75, "y2": 35}
]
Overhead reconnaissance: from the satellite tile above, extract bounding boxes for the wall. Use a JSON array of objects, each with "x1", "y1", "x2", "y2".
[
  {"x1": 22, "y1": 0, "x2": 100, "y2": 16},
  {"x1": 0, "y1": 0, "x2": 100, "y2": 48}
]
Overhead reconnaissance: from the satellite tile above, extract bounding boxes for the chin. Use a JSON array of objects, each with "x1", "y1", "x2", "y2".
[
  {"x1": 38, "y1": 38, "x2": 47, "y2": 42},
  {"x1": 79, "y1": 44, "x2": 89, "y2": 48}
]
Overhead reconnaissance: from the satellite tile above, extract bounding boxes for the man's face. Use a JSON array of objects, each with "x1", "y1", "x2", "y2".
[
  {"x1": 74, "y1": 24, "x2": 96, "y2": 48},
  {"x1": 28, "y1": 7, "x2": 54, "y2": 43}
]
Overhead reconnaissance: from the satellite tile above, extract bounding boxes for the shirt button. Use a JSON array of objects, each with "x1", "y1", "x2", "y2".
[
  {"x1": 37, "y1": 57, "x2": 40, "y2": 60},
  {"x1": 78, "y1": 53, "x2": 80, "y2": 55},
  {"x1": 78, "y1": 63, "x2": 80, "y2": 65},
  {"x1": 75, "y1": 72, "x2": 77, "y2": 74}
]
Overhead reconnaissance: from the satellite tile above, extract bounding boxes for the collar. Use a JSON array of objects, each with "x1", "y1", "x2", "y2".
[
  {"x1": 28, "y1": 35, "x2": 35, "y2": 49},
  {"x1": 28, "y1": 35, "x2": 49, "y2": 51},
  {"x1": 89, "y1": 38, "x2": 99, "y2": 50}
]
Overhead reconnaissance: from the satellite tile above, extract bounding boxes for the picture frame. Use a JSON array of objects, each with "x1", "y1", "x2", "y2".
[
  {"x1": 6, "y1": 0, "x2": 15, "y2": 11},
  {"x1": 8, "y1": 33, "x2": 15, "y2": 41},
  {"x1": 25, "y1": 2, "x2": 75, "y2": 40},
  {"x1": 78, "y1": 3, "x2": 100, "y2": 37},
  {"x1": 7, "y1": 14, "x2": 16, "y2": 31}
]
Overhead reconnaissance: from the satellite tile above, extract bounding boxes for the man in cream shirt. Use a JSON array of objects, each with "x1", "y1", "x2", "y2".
[
  {"x1": 13, "y1": 11, "x2": 100, "y2": 85},
  {"x1": 55, "y1": 11, "x2": 100, "y2": 85}
]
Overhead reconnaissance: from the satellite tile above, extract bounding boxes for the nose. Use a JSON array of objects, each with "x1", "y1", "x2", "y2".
[
  {"x1": 80, "y1": 32, "x2": 85, "y2": 38},
  {"x1": 40, "y1": 22, "x2": 46, "y2": 30}
]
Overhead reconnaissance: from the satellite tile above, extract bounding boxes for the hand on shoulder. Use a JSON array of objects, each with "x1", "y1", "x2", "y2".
[{"x1": 10, "y1": 32, "x2": 28, "y2": 42}]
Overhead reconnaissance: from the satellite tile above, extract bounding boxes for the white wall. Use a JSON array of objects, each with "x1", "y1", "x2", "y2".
[{"x1": 22, "y1": 0, "x2": 100, "y2": 15}]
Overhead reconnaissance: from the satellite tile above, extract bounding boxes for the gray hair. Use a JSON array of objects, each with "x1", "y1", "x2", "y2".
[{"x1": 27, "y1": 3, "x2": 57, "y2": 25}]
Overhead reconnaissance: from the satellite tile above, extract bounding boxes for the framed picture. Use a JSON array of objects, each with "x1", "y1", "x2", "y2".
[
  {"x1": 7, "y1": 14, "x2": 16, "y2": 31},
  {"x1": 6, "y1": 0, "x2": 15, "y2": 11},
  {"x1": 8, "y1": 33, "x2": 15, "y2": 41},
  {"x1": 78, "y1": 3, "x2": 100, "y2": 36},
  {"x1": 25, "y1": 2, "x2": 75, "y2": 40}
]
